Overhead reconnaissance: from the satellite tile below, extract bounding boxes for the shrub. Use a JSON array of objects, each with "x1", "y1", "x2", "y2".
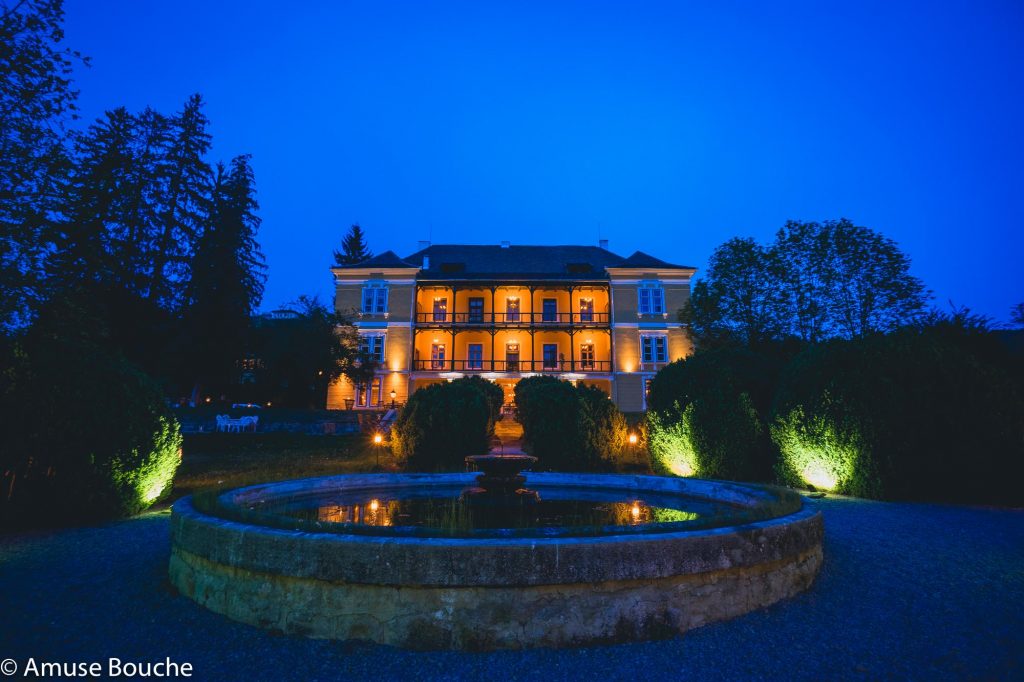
[
  {"x1": 514, "y1": 377, "x2": 626, "y2": 470},
  {"x1": 391, "y1": 379, "x2": 492, "y2": 471},
  {"x1": 770, "y1": 326, "x2": 1024, "y2": 504},
  {"x1": 454, "y1": 375, "x2": 504, "y2": 425},
  {"x1": 0, "y1": 337, "x2": 182, "y2": 525},
  {"x1": 646, "y1": 347, "x2": 782, "y2": 481}
]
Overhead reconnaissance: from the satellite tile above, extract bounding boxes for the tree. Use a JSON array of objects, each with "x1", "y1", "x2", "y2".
[
  {"x1": 333, "y1": 223, "x2": 372, "y2": 266},
  {"x1": 1012, "y1": 302, "x2": 1024, "y2": 328},
  {"x1": 681, "y1": 237, "x2": 787, "y2": 348},
  {"x1": 815, "y1": 219, "x2": 928, "y2": 337},
  {"x1": 0, "y1": 0, "x2": 85, "y2": 328},
  {"x1": 180, "y1": 155, "x2": 265, "y2": 400},
  {"x1": 148, "y1": 94, "x2": 212, "y2": 307},
  {"x1": 246, "y1": 295, "x2": 360, "y2": 407},
  {"x1": 683, "y1": 220, "x2": 929, "y2": 348}
]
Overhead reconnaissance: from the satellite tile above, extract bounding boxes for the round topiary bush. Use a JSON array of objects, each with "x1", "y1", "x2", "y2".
[
  {"x1": 391, "y1": 379, "x2": 492, "y2": 471},
  {"x1": 0, "y1": 337, "x2": 182, "y2": 524},
  {"x1": 646, "y1": 347, "x2": 781, "y2": 481},
  {"x1": 770, "y1": 326, "x2": 1024, "y2": 504},
  {"x1": 514, "y1": 376, "x2": 626, "y2": 471}
]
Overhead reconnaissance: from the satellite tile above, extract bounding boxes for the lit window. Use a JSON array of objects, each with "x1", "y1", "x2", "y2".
[
  {"x1": 359, "y1": 333, "x2": 386, "y2": 363},
  {"x1": 641, "y1": 335, "x2": 667, "y2": 363},
  {"x1": 638, "y1": 285, "x2": 665, "y2": 315},
  {"x1": 361, "y1": 284, "x2": 388, "y2": 314},
  {"x1": 355, "y1": 378, "x2": 383, "y2": 407}
]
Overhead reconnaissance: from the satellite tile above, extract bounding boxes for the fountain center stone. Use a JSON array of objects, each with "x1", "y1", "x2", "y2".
[{"x1": 464, "y1": 453, "x2": 538, "y2": 497}]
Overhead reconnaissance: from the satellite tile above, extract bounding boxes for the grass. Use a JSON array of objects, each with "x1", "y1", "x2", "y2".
[{"x1": 169, "y1": 432, "x2": 390, "y2": 501}]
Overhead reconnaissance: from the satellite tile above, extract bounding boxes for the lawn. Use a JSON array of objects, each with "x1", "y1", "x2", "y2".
[{"x1": 170, "y1": 432, "x2": 388, "y2": 501}]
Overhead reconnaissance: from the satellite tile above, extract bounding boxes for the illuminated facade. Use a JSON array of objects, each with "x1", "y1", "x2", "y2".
[{"x1": 327, "y1": 242, "x2": 696, "y2": 412}]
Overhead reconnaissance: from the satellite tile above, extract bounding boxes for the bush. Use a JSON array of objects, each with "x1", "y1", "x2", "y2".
[
  {"x1": 646, "y1": 347, "x2": 782, "y2": 481},
  {"x1": 391, "y1": 379, "x2": 492, "y2": 471},
  {"x1": 0, "y1": 337, "x2": 182, "y2": 525},
  {"x1": 455, "y1": 375, "x2": 504, "y2": 424},
  {"x1": 514, "y1": 377, "x2": 626, "y2": 470},
  {"x1": 770, "y1": 326, "x2": 1024, "y2": 504}
]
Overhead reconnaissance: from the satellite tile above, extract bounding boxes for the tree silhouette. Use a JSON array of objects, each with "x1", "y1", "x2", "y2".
[{"x1": 333, "y1": 223, "x2": 372, "y2": 266}]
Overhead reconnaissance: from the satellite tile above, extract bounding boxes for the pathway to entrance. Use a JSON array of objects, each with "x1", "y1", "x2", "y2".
[{"x1": 491, "y1": 414, "x2": 524, "y2": 454}]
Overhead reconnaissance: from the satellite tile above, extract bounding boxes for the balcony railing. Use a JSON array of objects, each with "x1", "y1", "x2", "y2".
[
  {"x1": 413, "y1": 359, "x2": 612, "y2": 373},
  {"x1": 415, "y1": 311, "x2": 610, "y2": 326}
]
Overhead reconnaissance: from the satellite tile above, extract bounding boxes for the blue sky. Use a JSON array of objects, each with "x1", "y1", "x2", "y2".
[{"x1": 64, "y1": 1, "x2": 1023, "y2": 321}]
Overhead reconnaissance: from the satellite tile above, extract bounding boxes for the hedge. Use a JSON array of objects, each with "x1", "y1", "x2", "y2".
[
  {"x1": 514, "y1": 376, "x2": 626, "y2": 471},
  {"x1": 0, "y1": 337, "x2": 182, "y2": 525},
  {"x1": 770, "y1": 326, "x2": 1024, "y2": 504},
  {"x1": 646, "y1": 347, "x2": 782, "y2": 481},
  {"x1": 390, "y1": 378, "x2": 493, "y2": 471}
]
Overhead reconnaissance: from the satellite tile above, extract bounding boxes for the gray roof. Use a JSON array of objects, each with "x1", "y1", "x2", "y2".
[
  {"x1": 616, "y1": 250, "x2": 693, "y2": 269},
  {"x1": 403, "y1": 244, "x2": 693, "y2": 280},
  {"x1": 334, "y1": 250, "x2": 415, "y2": 269}
]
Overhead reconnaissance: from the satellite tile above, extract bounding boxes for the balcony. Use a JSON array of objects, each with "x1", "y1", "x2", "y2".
[
  {"x1": 414, "y1": 312, "x2": 610, "y2": 327},
  {"x1": 413, "y1": 359, "x2": 612, "y2": 373}
]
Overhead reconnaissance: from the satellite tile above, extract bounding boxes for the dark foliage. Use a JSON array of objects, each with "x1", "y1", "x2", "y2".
[
  {"x1": 771, "y1": 320, "x2": 1024, "y2": 504},
  {"x1": 646, "y1": 347, "x2": 787, "y2": 480},
  {"x1": 333, "y1": 223, "x2": 372, "y2": 266},
  {"x1": 514, "y1": 376, "x2": 625, "y2": 471},
  {"x1": 0, "y1": 335, "x2": 182, "y2": 525},
  {"x1": 682, "y1": 219, "x2": 930, "y2": 348},
  {"x1": 391, "y1": 379, "x2": 492, "y2": 471}
]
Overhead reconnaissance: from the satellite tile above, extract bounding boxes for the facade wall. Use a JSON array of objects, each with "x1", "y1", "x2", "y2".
[{"x1": 329, "y1": 260, "x2": 691, "y2": 412}]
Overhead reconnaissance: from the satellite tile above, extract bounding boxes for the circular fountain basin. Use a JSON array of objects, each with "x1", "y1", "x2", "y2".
[{"x1": 169, "y1": 472, "x2": 823, "y2": 650}]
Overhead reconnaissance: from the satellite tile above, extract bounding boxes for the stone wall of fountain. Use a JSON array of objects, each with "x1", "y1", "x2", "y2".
[{"x1": 169, "y1": 473, "x2": 823, "y2": 650}]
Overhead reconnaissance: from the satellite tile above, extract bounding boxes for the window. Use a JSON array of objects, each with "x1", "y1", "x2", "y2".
[
  {"x1": 359, "y1": 333, "x2": 386, "y2": 363},
  {"x1": 579, "y1": 343, "x2": 595, "y2": 370},
  {"x1": 638, "y1": 285, "x2": 665, "y2": 315},
  {"x1": 432, "y1": 297, "x2": 448, "y2": 322},
  {"x1": 505, "y1": 343, "x2": 520, "y2": 371},
  {"x1": 579, "y1": 297, "x2": 594, "y2": 322},
  {"x1": 468, "y1": 297, "x2": 484, "y2": 323},
  {"x1": 467, "y1": 343, "x2": 483, "y2": 370},
  {"x1": 361, "y1": 284, "x2": 388, "y2": 314},
  {"x1": 506, "y1": 297, "x2": 520, "y2": 322},
  {"x1": 641, "y1": 335, "x2": 667, "y2": 363},
  {"x1": 355, "y1": 378, "x2": 383, "y2": 407},
  {"x1": 542, "y1": 343, "x2": 559, "y2": 370},
  {"x1": 542, "y1": 298, "x2": 557, "y2": 322},
  {"x1": 430, "y1": 343, "x2": 446, "y2": 370}
]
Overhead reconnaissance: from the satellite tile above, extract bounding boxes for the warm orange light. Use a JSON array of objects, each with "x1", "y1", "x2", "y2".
[
  {"x1": 204, "y1": 397, "x2": 211, "y2": 403},
  {"x1": 628, "y1": 433, "x2": 638, "y2": 445},
  {"x1": 631, "y1": 502, "x2": 641, "y2": 519},
  {"x1": 373, "y1": 433, "x2": 383, "y2": 444},
  {"x1": 369, "y1": 499, "x2": 380, "y2": 512},
  {"x1": 266, "y1": 401, "x2": 272, "y2": 407}
]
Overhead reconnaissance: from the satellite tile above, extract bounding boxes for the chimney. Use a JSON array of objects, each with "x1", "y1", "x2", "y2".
[
  {"x1": 599, "y1": 238, "x2": 609, "y2": 250},
  {"x1": 500, "y1": 240, "x2": 511, "y2": 249},
  {"x1": 418, "y1": 240, "x2": 430, "y2": 251},
  {"x1": 422, "y1": 255, "x2": 430, "y2": 269}
]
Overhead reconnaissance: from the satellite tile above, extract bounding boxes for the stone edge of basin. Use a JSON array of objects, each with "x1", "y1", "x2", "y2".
[{"x1": 171, "y1": 473, "x2": 823, "y2": 588}]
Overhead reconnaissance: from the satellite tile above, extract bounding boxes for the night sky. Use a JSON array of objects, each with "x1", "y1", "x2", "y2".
[{"x1": 63, "y1": 1, "x2": 1023, "y2": 321}]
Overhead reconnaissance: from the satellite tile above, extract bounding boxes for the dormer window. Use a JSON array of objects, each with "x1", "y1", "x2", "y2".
[
  {"x1": 638, "y1": 284, "x2": 665, "y2": 315},
  {"x1": 361, "y1": 283, "x2": 388, "y2": 314}
]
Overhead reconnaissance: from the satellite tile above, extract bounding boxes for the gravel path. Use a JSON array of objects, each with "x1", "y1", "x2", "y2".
[{"x1": 1, "y1": 497, "x2": 1021, "y2": 681}]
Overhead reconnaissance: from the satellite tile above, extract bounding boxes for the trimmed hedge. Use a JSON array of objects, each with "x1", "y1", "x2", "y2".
[
  {"x1": 0, "y1": 337, "x2": 182, "y2": 525},
  {"x1": 391, "y1": 378, "x2": 493, "y2": 471},
  {"x1": 514, "y1": 376, "x2": 626, "y2": 471},
  {"x1": 646, "y1": 347, "x2": 783, "y2": 481},
  {"x1": 770, "y1": 326, "x2": 1024, "y2": 504}
]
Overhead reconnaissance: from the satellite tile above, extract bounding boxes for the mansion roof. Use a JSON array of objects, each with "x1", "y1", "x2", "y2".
[{"x1": 335, "y1": 244, "x2": 694, "y2": 280}]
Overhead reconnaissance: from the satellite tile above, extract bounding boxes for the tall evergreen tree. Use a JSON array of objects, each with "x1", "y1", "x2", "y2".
[
  {"x1": 181, "y1": 155, "x2": 265, "y2": 400},
  {"x1": 333, "y1": 223, "x2": 372, "y2": 265},
  {"x1": 0, "y1": 0, "x2": 85, "y2": 328},
  {"x1": 148, "y1": 93, "x2": 212, "y2": 307}
]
